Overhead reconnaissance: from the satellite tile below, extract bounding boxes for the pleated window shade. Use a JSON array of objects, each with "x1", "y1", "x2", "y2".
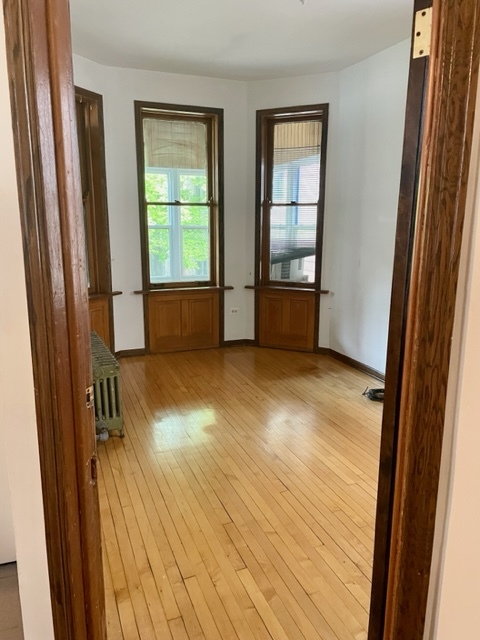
[
  {"x1": 143, "y1": 118, "x2": 208, "y2": 172},
  {"x1": 269, "y1": 120, "x2": 322, "y2": 283}
]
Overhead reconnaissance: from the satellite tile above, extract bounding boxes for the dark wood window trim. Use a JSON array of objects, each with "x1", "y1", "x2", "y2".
[
  {"x1": 256, "y1": 104, "x2": 329, "y2": 291},
  {"x1": 245, "y1": 284, "x2": 329, "y2": 294},
  {"x1": 134, "y1": 285, "x2": 233, "y2": 295},
  {"x1": 134, "y1": 101, "x2": 224, "y2": 291},
  {"x1": 88, "y1": 290, "x2": 122, "y2": 300},
  {"x1": 75, "y1": 86, "x2": 112, "y2": 298}
]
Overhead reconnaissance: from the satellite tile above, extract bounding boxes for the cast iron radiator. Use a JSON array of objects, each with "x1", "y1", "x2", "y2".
[{"x1": 90, "y1": 331, "x2": 124, "y2": 437}]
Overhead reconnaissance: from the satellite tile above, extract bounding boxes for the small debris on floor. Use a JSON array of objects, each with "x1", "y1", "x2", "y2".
[{"x1": 363, "y1": 387, "x2": 385, "y2": 402}]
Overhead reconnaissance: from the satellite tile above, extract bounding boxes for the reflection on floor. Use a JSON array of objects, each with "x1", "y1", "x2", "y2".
[
  {"x1": 99, "y1": 347, "x2": 383, "y2": 639},
  {"x1": 0, "y1": 564, "x2": 23, "y2": 640}
]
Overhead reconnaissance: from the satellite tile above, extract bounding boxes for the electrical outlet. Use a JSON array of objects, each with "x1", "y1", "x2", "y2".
[{"x1": 230, "y1": 307, "x2": 239, "y2": 314}]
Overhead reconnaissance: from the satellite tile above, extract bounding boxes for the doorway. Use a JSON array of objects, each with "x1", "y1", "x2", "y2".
[{"x1": 2, "y1": 0, "x2": 479, "y2": 639}]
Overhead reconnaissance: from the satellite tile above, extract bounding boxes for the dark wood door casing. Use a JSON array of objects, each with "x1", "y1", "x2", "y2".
[
  {"x1": 75, "y1": 86, "x2": 115, "y2": 351},
  {"x1": 369, "y1": 1, "x2": 480, "y2": 639},
  {"x1": 3, "y1": 0, "x2": 106, "y2": 638},
  {"x1": 367, "y1": 0, "x2": 432, "y2": 636}
]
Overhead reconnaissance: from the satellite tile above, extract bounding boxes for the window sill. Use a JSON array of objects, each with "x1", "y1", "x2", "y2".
[
  {"x1": 245, "y1": 285, "x2": 329, "y2": 294},
  {"x1": 88, "y1": 290, "x2": 122, "y2": 299},
  {"x1": 134, "y1": 285, "x2": 234, "y2": 295}
]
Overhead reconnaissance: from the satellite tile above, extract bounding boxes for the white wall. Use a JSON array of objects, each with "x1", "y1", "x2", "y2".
[
  {"x1": 0, "y1": 11, "x2": 54, "y2": 640},
  {"x1": 425, "y1": 83, "x2": 480, "y2": 640},
  {"x1": 0, "y1": 424, "x2": 15, "y2": 564},
  {"x1": 74, "y1": 42, "x2": 409, "y2": 370},
  {"x1": 330, "y1": 40, "x2": 410, "y2": 372},
  {"x1": 73, "y1": 56, "x2": 249, "y2": 349}
]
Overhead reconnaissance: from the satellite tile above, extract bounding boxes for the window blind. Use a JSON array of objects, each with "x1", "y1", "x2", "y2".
[
  {"x1": 143, "y1": 118, "x2": 208, "y2": 171},
  {"x1": 269, "y1": 120, "x2": 322, "y2": 282}
]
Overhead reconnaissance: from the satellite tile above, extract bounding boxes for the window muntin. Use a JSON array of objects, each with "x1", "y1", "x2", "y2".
[
  {"x1": 137, "y1": 108, "x2": 220, "y2": 288},
  {"x1": 260, "y1": 111, "x2": 326, "y2": 286}
]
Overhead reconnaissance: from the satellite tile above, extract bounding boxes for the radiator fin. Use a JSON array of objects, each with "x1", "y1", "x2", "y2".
[{"x1": 91, "y1": 332, "x2": 124, "y2": 436}]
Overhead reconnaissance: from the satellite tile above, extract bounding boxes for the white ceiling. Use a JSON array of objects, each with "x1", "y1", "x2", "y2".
[{"x1": 70, "y1": 0, "x2": 412, "y2": 81}]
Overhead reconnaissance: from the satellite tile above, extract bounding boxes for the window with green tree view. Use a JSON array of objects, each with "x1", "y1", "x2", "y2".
[{"x1": 135, "y1": 103, "x2": 223, "y2": 287}]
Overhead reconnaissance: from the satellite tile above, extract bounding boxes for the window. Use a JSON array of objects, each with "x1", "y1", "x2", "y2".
[
  {"x1": 135, "y1": 103, "x2": 223, "y2": 288},
  {"x1": 257, "y1": 105, "x2": 328, "y2": 287}
]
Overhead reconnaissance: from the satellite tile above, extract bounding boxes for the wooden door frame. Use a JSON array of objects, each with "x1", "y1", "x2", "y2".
[
  {"x1": 369, "y1": 0, "x2": 480, "y2": 638},
  {"x1": 2, "y1": 1, "x2": 479, "y2": 640},
  {"x1": 75, "y1": 85, "x2": 116, "y2": 352},
  {"x1": 2, "y1": 0, "x2": 105, "y2": 638}
]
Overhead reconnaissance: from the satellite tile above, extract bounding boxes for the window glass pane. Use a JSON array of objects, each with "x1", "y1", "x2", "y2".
[
  {"x1": 272, "y1": 121, "x2": 322, "y2": 204},
  {"x1": 269, "y1": 205, "x2": 317, "y2": 283},
  {"x1": 182, "y1": 228, "x2": 210, "y2": 280},
  {"x1": 180, "y1": 173, "x2": 207, "y2": 203},
  {"x1": 145, "y1": 171, "x2": 168, "y2": 202},
  {"x1": 180, "y1": 205, "x2": 209, "y2": 226},
  {"x1": 147, "y1": 205, "x2": 169, "y2": 225},
  {"x1": 148, "y1": 228, "x2": 171, "y2": 281}
]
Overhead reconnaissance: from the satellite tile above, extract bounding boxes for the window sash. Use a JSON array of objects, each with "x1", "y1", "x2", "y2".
[
  {"x1": 137, "y1": 106, "x2": 219, "y2": 288},
  {"x1": 147, "y1": 200, "x2": 212, "y2": 284},
  {"x1": 260, "y1": 110, "x2": 326, "y2": 288}
]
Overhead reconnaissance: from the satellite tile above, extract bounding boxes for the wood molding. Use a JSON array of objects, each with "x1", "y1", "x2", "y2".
[
  {"x1": 368, "y1": 2, "x2": 433, "y2": 636},
  {"x1": 378, "y1": 1, "x2": 480, "y2": 639},
  {"x1": 115, "y1": 348, "x2": 148, "y2": 359},
  {"x1": 245, "y1": 285, "x2": 330, "y2": 294},
  {"x1": 316, "y1": 347, "x2": 330, "y2": 356},
  {"x1": 134, "y1": 285, "x2": 233, "y2": 294},
  {"x1": 3, "y1": 0, "x2": 106, "y2": 637},
  {"x1": 75, "y1": 85, "x2": 114, "y2": 352},
  {"x1": 325, "y1": 349, "x2": 385, "y2": 382},
  {"x1": 222, "y1": 339, "x2": 257, "y2": 347}
]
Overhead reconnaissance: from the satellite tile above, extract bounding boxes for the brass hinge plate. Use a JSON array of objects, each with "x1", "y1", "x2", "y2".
[
  {"x1": 413, "y1": 7, "x2": 432, "y2": 59},
  {"x1": 86, "y1": 385, "x2": 94, "y2": 409}
]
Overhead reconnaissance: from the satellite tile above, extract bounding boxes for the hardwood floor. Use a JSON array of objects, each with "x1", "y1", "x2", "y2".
[{"x1": 98, "y1": 347, "x2": 383, "y2": 640}]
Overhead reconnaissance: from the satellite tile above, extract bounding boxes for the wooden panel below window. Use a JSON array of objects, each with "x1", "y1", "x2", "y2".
[
  {"x1": 258, "y1": 289, "x2": 315, "y2": 351},
  {"x1": 148, "y1": 290, "x2": 219, "y2": 353},
  {"x1": 88, "y1": 295, "x2": 111, "y2": 349}
]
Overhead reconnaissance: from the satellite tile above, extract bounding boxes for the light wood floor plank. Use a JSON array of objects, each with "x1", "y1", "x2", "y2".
[{"x1": 99, "y1": 347, "x2": 382, "y2": 639}]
